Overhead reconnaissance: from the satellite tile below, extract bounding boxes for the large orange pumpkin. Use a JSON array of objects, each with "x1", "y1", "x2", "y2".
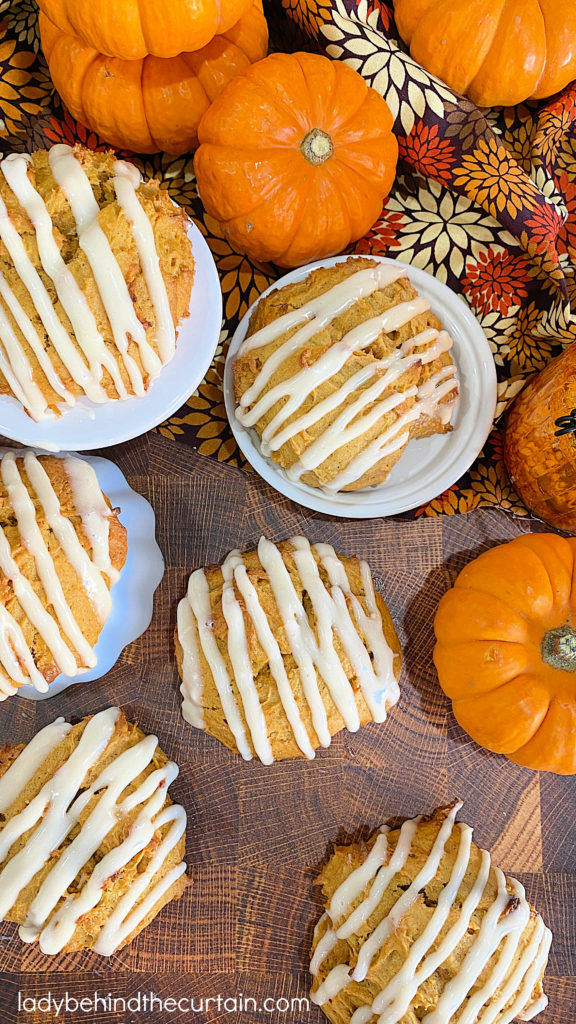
[
  {"x1": 37, "y1": 0, "x2": 253, "y2": 59},
  {"x1": 194, "y1": 51, "x2": 399, "y2": 267},
  {"x1": 393, "y1": 0, "x2": 576, "y2": 107},
  {"x1": 434, "y1": 533, "x2": 576, "y2": 774},
  {"x1": 39, "y1": 5, "x2": 268, "y2": 155}
]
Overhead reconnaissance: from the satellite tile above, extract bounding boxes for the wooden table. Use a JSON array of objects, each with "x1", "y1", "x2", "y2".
[{"x1": 1, "y1": 433, "x2": 574, "y2": 1023}]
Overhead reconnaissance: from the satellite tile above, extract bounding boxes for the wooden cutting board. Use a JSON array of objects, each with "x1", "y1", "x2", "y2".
[{"x1": 0, "y1": 433, "x2": 574, "y2": 1023}]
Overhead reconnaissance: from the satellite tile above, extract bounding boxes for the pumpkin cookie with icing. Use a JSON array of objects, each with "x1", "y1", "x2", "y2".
[
  {"x1": 310, "y1": 802, "x2": 551, "y2": 1024},
  {"x1": 176, "y1": 535, "x2": 401, "y2": 763},
  {"x1": 233, "y1": 257, "x2": 459, "y2": 493},
  {"x1": 0, "y1": 707, "x2": 188, "y2": 955},
  {"x1": 0, "y1": 450, "x2": 126, "y2": 701},
  {"x1": 0, "y1": 143, "x2": 194, "y2": 420}
]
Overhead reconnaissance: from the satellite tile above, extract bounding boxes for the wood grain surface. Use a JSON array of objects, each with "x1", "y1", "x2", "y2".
[{"x1": 0, "y1": 433, "x2": 574, "y2": 1024}]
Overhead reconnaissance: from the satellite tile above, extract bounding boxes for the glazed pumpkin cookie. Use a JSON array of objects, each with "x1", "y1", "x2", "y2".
[
  {"x1": 176, "y1": 535, "x2": 401, "y2": 763},
  {"x1": 310, "y1": 802, "x2": 551, "y2": 1024},
  {"x1": 0, "y1": 450, "x2": 126, "y2": 701},
  {"x1": 0, "y1": 707, "x2": 189, "y2": 956},
  {"x1": 0, "y1": 143, "x2": 194, "y2": 420},
  {"x1": 233, "y1": 257, "x2": 459, "y2": 492}
]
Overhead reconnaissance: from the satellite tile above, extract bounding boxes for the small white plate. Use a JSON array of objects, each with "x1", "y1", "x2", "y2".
[
  {"x1": 17, "y1": 452, "x2": 164, "y2": 700},
  {"x1": 224, "y1": 255, "x2": 497, "y2": 519},
  {"x1": 0, "y1": 220, "x2": 222, "y2": 452}
]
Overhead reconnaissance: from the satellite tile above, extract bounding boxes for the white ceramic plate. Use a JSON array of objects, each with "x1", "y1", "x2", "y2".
[
  {"x1": 0, "y1": 220, "x2": 222, "y2": 452},
  {"x1": 17, "y1": 452, "x2": 164, "y2": 700},
  {"x1": 224, "y1": 255, "x2": 497, "y2": 519}
]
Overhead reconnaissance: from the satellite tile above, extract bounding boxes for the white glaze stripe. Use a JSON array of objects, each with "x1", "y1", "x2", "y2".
[
  {"x1": 184, "y1": 566, "x2": 253, "y2": 761},
  {"x1": 0, "y1": 708, "x2": 187, "y2": 956},
  {"x1": 62, "y1": 456, "x2": 119, "y2": 583},
  {"x1": 178, "y1": 536, "x2": 399, "y2": 763},
  {"x1": 0, "y1": 717, "x2": 71, "y2": 811},
  {"x1": 113, "y1": 160, "x2": 175, "y2": 362},
  {"x1": 0, "y1": 294, "x2": 49, "y2": 418},
  {"x1": 310, "y1": 805, "x2": 552, "y2": 1024}
]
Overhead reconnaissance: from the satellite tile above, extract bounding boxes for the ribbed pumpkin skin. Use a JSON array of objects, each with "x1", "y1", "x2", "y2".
[
  {"x1": 37, "y1": 0, "x2": 253, "y2": 59},
  {"x1": 504, "y1": 344, "x2": 576, "y2": 534},
  {"x1": 433, "y1": 534, "x2": 576, "y2": 774},
  {"x1": 39, "y1": 4, "x2": 269, "y2": 155},
  {"x1": 393, "y1": 0, "x2": 576, "y2": 107},
  {"x1": 194, "y1": 52, "x2": 398, "y2": 268}
]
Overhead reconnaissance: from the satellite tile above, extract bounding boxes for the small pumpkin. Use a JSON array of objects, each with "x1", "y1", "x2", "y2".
[
  {"x1": 504, "y1": 343, "x2": 576, "y2": 534},
  {"x1": 433, "y1": 533, "x2": 576, "y2": 774},
  {"x1": 37, "y1": 0, "x2": 253, "y2": 59},
  {"x1": 393, "y1": 0, "x2": 576, "y2": 107},
  {"x1": 194, "y1": 51, "x2": 399, "y2": 268},
  {"x1": 39, "y1": 5, "x2": 268, "y2": 155}
]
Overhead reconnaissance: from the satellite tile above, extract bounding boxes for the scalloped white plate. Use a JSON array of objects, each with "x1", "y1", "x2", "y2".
[
  {"x1": 224, "y1": 255, "x2": 497, "y2": 520},
  {"x1": 0, "y1": 219, "x2": 222, "y2": 452},
  {"x1": 16, "y1": 452, "x2": 164, "y2": 700}
]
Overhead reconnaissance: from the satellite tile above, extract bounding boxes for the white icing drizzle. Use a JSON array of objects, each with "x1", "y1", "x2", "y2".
[
  {"x1": 113, "y1": 160, "x2": 175, "y2": 363},
  {"x1": 0, "y1": 266, "x2": 75, "y2": 408},
  {"x1": 177, "y1": 536, "x2": 399, "y2": 764},
  {"x1": 0, "y1": 145, "x2": 178, "y2": 419},
  {"x1": 0, "y1": 708, "x2": 187, "y2": 956},
  {"x1": 235, "y1": 265, "x2": 459, "y2": 492},
  {"x1": 310, "y1": 804, "x2": 552, "y2": 1024},
  {"x1": 0, "y1": 452, "x2": 119, "y2": 699},
  {"x1": 24, "y1": 452, "x2": 111, "y2": 621},
  {"x1": 62, "y1": 455, "x2": 119, "y2": 584}
]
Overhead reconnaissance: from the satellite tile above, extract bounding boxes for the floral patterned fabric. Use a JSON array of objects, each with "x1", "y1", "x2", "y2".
[{"x1": 1, "y1": 0, "x2": 576, "y2": 516}]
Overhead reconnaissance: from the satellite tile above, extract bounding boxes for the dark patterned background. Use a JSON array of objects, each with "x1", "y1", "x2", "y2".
[{"x1": 2, "y1": 0, "x2": 576, "y2": 518}]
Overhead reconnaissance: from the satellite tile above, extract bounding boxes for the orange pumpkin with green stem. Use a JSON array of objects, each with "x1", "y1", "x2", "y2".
[
  {"x1": 39, "y1": 4, "x2": 269, "y2": 155},
  {"x1": 194, "y1": 51, "x2": 399, "y2": 268},
  {"x1": 434, "y1": 533, "x2": 576, "y2": 774},
  {"x1": 393, "y1": 0, "x2": 576, "y2": 107},
  {"x1": 37, "y1": 0, "x2": 253, "y2": 59}
]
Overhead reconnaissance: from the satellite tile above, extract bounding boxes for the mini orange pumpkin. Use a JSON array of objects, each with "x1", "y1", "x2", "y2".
[
  {"x1": 39, "y1": 5, "x2": 268, "y2": 155},
  {"x1": 393, "y1": 0, "x2": 576, "y2": 107},
  {"x1": 37, "y1": 0, "x2": 253, "y2": 59},
  {"x1": 194, "y1": 51, "x2": 399, "y2": 268},
  {"x1": 434, "y1": 533, "x2": 576, "y2": 774},
  {"x1": 504, "y1": 342, "x2": 576, "y2": 534}
]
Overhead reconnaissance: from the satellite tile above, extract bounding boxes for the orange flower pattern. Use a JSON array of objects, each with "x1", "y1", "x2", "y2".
[{"x1": 3, "y1": 0, "x2": 576, "y2": 520}]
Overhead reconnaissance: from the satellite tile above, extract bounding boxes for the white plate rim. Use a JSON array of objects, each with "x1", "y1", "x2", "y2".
[
  {"x1": 0, "y1": 218, "x2": 222, "y2": 452},
  {"x1": 15, "y1": 450, "x2": 165, "y2": 700},
  {"x1": 223, "y1": 254, "x2": 498, "y2": 520}
]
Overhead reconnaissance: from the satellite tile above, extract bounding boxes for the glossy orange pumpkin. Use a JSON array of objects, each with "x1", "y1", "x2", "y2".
[
  {"x1": 37, "y1": 0, "x2": 253, "y2": 59},
  {"x1": 434, "y1": 533, "x2": 576, "y2": 774},
  {"x1": 393, "y1": 0, "x2": 576, "y2": 107},
  {"x1": 504, "y1": 343, "x2": 576, "y2": 534},
  {"x1": 194, "y1": 52, "x2": 398, "y2": 267},
  {"x1": 39, "y1": 5, "x2": 268, "y2": 155}
]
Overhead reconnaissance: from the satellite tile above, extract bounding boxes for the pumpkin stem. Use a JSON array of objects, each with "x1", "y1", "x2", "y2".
[
  {"x1": 541, "y1": 624, "x2": 576, "y2": 672},
  {"x1": 300, "y1": 128, "x2": 334, "y2": 166}
]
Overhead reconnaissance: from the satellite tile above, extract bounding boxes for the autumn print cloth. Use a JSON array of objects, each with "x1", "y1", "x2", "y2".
[{"x1": 1, "y1": 0, "x2": 576, "y2": 517}]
